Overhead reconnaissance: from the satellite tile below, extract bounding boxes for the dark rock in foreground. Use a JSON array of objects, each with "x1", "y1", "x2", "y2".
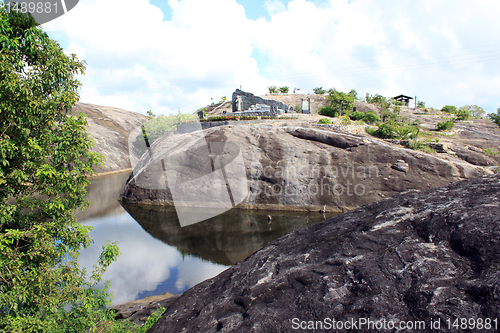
[{"x1": 149, "y1": 174, "x2": 500, "y2": 333}]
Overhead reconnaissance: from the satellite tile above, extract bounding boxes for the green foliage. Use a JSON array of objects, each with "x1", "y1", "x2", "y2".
[
  {"x1": 365, "y1": 93, "x2": 385, "y2": 105},
  {"x1": 318, "y1": 105, "x2": 337, "y2": 117},
  {"x1": 294, "y1": 104, "x2": 302, "y2": 113},
  {"x1": 134, "y1": 113, "x2": 197, "y2": 153},
  {"x1": 318, "y1": 118, "x2": 332, "y2": 124},
  {"x1": 455, "y1": 108, "x2": 471, "y2": 121},
  {"x1": 340, "y1": 115, "x2": 351, "y2": 125},
  {"x1": 441, "y1": 105, "x2": 457, "y2": 114},
  {"x1": 313, "y1": 87, "x2": 326, "y2": 95},
  {"x1": 278, "y1": 86, "x2": 289, "y2": 94},
  {"x1": 489, "y1": 108, "x2": 500, "y2": 127},
  {"x1": 267, "y1": 85, "x2": 278, "y2": 94},
  {"x1": 408, "y1": 140, "x2": 435, "y2": 154},
  {"x1": 484, "y1": 148, "x2": 500, "y2": 156},
  {"x1": 325, "y1": 88, "x2": 355, "y2": 117},
  {"x1": 349, "y1": 111, "x2": 380, "y2": 123},
  {"x1": 417, "y1": 101, "x2": 426, "y2": 108},
  {"x1": 370, "y1": 121, "x2": 420, "y2": 140},
  {"x1": 460, "y1": 105, "x2": 486, "y2": 119},
  {"x1": 0, "y1": 7, "x2": 126, "y2": 332},
  {"x1": 437, "y1": 120, "x2": 455, "y2": 131},
  {"x1": 220, "y1": 96, "x2": 227, "y2": 102},
  {"x1": 348, "y1": 89, "x2": 358, "y2": 100}
]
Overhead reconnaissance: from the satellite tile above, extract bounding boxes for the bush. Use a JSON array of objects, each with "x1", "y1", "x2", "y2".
[
  {"x1": 488, "y1": 108, "x2": 500, "y2": 127},
  {"x1": 350, "y1": 110, "x2": 380, "y2": 123},
  {"x1": 278, "y1": 86, "x2": 289, "y2": 94},
  {"x1": 408, "y1": 140, "x2": 435, "y2": 154},
  {"x1": 437, "y1": 120, "x2": 455, "y2": 131},
  {"x1": 318, "y1": 118, "x2": 332, "y2": 124},
  {"x1": 340, "y1": 115, "x2": 352, "y2": 125},
  {"x1": 441, "y1": 105, "x2": 457, "y2": 114},
  {"x1": 455, "y1": 109, "x2": 471, "y2": 121},
  {"x1": 268, "y1": 85, "x2": 278, "y2": 94},
  {"x1": 318, "y1": 105, "x2": 338, "y2": 117},
  {"x1": 370, "y1": 121, "x2": 419, "y2": 140},
  {"x1": 313, "y1": 87, "x2": 326, "y2": 95}
]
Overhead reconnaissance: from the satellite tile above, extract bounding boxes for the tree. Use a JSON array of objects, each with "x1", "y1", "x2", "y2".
[
  {"x1": 488, "y1": 107, "x2": 500, "y2": 127},
  {"x1": 459, "y1": 105, "x2": 486, "y2": 119},
  {"x1": 455, "y1": 108, "x2": 471, "y2": 121},
  {"x1": 313, "y1": 87, "x2": 326, "y2": 95},
  {"x1": 0, "y1": 7, "x2": 121, "y2": 332},
  {"x1": 441, "y1": 105, "x2": 457, "y2": 114},
  {"x1": 325, "y1": 88, "x2": 355, "y2": 117},
  {"x1": 267, "y1": 85, "x2": 278, "y2": 94},
  {"x1": 348, "y1": 89, "x2": 358, "y2": 100},
  {"x1": 278, "y1": 86, "x2": 289, "y2": 94}
]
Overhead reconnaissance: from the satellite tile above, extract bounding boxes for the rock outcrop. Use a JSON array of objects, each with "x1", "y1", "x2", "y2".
[
  {"x1": 149, "y1": 174, "x2": 500, "y2": 333},
  {"x1": 120, "y1": 123, "x2": 487, "y2": 212},
  {"x1": 232, "y1": 89, "x2": 289, "y2": 112},
  {"x1": 73, "y1": 102, "x2": 148, "y2": 173}
]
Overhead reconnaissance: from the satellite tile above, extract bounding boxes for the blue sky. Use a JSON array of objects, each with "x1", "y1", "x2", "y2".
[{"x1": 43, "y1": 0, "x2": 500, "y2": 115}]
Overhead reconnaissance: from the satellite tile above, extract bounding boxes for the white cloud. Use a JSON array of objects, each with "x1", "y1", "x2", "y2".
[
  {"x1": 43, "y1": 0, "x2": 500, "y2": 114},
  {"x1": 78, "y1": 212, "x2": 227, "y2": 306},
  {"x1": 264, "y1": 0, "x2": 286, "y2": 16}
]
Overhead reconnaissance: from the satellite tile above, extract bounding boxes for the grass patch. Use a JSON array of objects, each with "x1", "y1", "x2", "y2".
[{"x1": 484, "y1": 148, "x2": 500, "y2": 156}]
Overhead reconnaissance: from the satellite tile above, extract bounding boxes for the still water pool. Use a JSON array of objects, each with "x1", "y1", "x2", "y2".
[{"x1": 76, "y1": 172, "x2": 335, "y2": 306}]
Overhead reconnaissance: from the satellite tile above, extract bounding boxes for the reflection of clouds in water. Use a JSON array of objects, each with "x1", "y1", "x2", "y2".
[
  {"x1": 79, "y1": 211, "x2": 227, "y2": 306},
  {"x1": 175, "y1": 257, "x2": 227, "y2": 292}
]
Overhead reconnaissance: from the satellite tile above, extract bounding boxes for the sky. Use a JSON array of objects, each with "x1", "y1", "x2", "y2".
[{"x1": 42, "y1": 0, "x2": 500, "y2": 116}]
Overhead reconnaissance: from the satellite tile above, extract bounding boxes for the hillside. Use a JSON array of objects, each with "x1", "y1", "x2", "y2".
[{"x1": 72, "y1": 102, "x2": 148, "y2": 174}]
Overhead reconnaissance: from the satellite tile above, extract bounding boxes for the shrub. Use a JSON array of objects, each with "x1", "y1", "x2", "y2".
[
  {"x1": 340, "y1": 115, "x2": 352, "y2": 125},
  {"x1": 488, "y1": 108, "x2": 500, "y2": 127},
  {"x1": 370, "y1": 121, "x2": 419, "y2": 140},
  {"x1": 318, "y1": 118, "x2": 332, "y2": 124},
  {"x1": 313, "y1": 87, "x2": 326, "y2": 95},
  {"x1": 295, "y1": 104, "x2": 302, "y2": 113},
  {"x1": 350, "y1": 110, "x2": 380, "y2": 123},
  {"x1": 408, "y1": 140, "x2": 435, "y2": 154},
  {"x1": 278, "y1": 86, "x2": 289, "y2": 94},
  {"x1": 437, "y1": 120, "x2": 455, "y2": 131},
  {"x1": 268, "y1": 85, "x2": 278, "y2": 94},
  {"x1": 318, "y1": 105, "x2": 338, "y2": 117},
  {"x1": 455, "y1": 109, "x2": 471, "y2": 121},
  {"x1": 441, "y1": 105, "x2": 457, "y2": 113}
]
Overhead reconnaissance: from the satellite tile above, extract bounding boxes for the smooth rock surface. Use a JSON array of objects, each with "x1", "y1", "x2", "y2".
[
  {"x1": 149, "y1": 174, "x2": 500, "y2": 333},
  {"x1": 120, "y1": 124, "x2": 487, "y2": 212},
  {"x1": 72, "y1": 102, "x2": 148, "y2": 173}
]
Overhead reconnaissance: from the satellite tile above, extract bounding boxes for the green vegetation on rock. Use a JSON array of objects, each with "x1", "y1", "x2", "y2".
[
  {"x1": 437, "y1": 120, "x2": 455, "y2": 132},
  {"x1": 488, "y1": 107, "x2": 500, "y2": 127},
  {"x1": 134, "y1": 113, "x2": 197, "y2": 154}
]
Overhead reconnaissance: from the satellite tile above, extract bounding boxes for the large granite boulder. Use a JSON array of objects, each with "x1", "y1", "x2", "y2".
[
  {"x1": 232, "y1": 89, "x2": 289, "y2": 112},
  {"x1": 73, "y1": 102, "x2": 148, "y2": 173},
  {"x1": 149, "y1": 174, "x2": 500, "y2": 333},
  {"x1": 120, "y1": 124, "x2": 487, "y2": 213}
]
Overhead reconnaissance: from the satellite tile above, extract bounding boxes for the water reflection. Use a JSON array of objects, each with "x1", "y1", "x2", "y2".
[
  {"x1": 122, "y1": 204, "x2": 333, "y2": 265},
  {"x1": 77, "y1": 173, "x2": 336, "y2": 306}
]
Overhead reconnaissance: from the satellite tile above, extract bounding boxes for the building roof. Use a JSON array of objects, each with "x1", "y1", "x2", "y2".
[{"x1": 393, "y1": 94, "x2": 414, "y2": 100}]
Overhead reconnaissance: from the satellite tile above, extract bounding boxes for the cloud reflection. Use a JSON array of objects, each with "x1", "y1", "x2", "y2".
[{"x1": 79, "y1": 210, "x2": 228, "y2": 306}]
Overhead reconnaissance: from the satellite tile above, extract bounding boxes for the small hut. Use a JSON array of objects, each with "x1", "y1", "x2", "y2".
[{"x1": 392, "y1": 94, "x2": 414, "y2": 106}]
